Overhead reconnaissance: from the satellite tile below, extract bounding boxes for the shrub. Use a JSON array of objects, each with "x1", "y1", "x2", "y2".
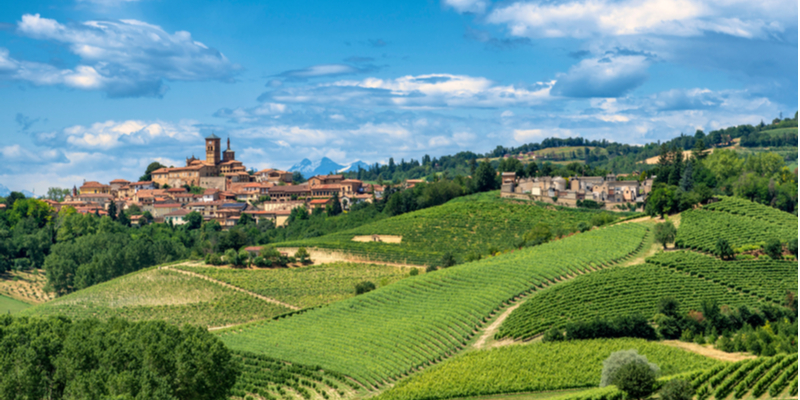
[
  {"x1": 788, "y1": 238, "x2": 798, "y2": 256},
  {"x1": 440, "y1": 252, "x2": 457, "y2": 268},
  {"x1": 679, "y1": 329, "x2": 693, "y2": 343},
  {"x1": 208, "y1": 253, "x2": 223, "y2": 266},
  {"x1": 238, "y1": 250, "x2": 250, "y2": 267},
  {"x1": 591, "y1": 212, "x2": 615, "y2": 227},
  {"x1": 224, "y1": 249, "x2": 238, "y2": 266},
  {"x1": 612, "y1": 360, "x2": 658, "y2": 400},
  {"x1": 657, "y1": 297, "x2": 680, "y2": 318},
  {"x1": 763, "y1": 238, "x2": 783, "y2": 259},
  {"x1": 564, "y1": 315, "x2": 656, "y2": 341},
  {"x1": 654, "y1": 221, "x2": 677, "y2": 249},
  {"x1": 409, "y1": 269, "x2": 419, "y2": 276},
  {"x1": 654, "y1": 314, "x2": 681, "y2": 340},
  {"x1": 355, "y1": 281, "x2": 376, "y2": 295},
  {"x1": 715, "y1": 238, "x2": 734, "y2": 260},
  {"x1": 464, "y1": 252, "x2": 482, "y2": 262},
  {"x1": 577, "y1": 221, "x2": 592, "y2": 232},
  {"x1": 253, "y1": 256, "x2": 271, "y2": 268},
  {"x1": 660, "y1": 379, "x2": 694, "y2": 400},
  {"x1": 542, "y1": 326, "x2": 564, "y2": 342},
  {"x1": 600, "y1": 349, "x2": 659, "y2": 388},
  {"x1": 426, "y1": 265, "x2": 438, "y2": 273},
  {"x1": 295, "y1": 247, "x2": 312, "y2": 264}
]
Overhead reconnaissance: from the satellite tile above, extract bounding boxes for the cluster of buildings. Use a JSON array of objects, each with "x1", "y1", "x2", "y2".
[
  {"x1": 48, "y1": 134, "x2": 386, "y2": 227},
  {"x1": 500, "y1": 173, "x2": 653, "y2": 209}
]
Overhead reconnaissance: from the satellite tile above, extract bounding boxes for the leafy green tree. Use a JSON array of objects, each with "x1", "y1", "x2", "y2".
[
  {"x1": 140, "y1": 161, "x2": 166, "y2": 181},
  {"x1": 763, "y1": 238, "x2": 783, "y2": 259},
  {"x1": 523, "y1": 223, "x2": 552, "y2": 246},
  {"x1": 107, "y1": 199, "x2": 117, "y2": 221},
  {"x1": 440, "y1": 252, "x2": 457, "y2": 268},
  {"x1": 601, "y1": 349, "x2": 659, "y2": 387},
  {"x1": 715, "y1": 238, "x2": 734, "y2": 260},
  {"x1": 237, "y1": 212, "x2": 254, "y2": 226},
  {"x1": 355, "y1": 281, "x2": 376, "y2": 295},
  {"x1": 142, "y1": 211, "x2": 154, "y2": 223},
  {"x1": 45, "y1": 187, "x2": 70, "y2": 202},
  {"x1": 185, "y1": 211, "x2": 203, "y2": 230},
  {"x1": 117, "y1": 210, "x2": 130, "y2": 227},
  {"x1": 295, "y1": 247, "x2": 311, "y2": 264},
  {"x1": 657, "y1": 297, "x2": 680, "y2": 318},
  {"x1": 787, "y1": 238, "x2": 798, "y2": 256},
  {"x1": 613, "y1": 361, "x2": 658, "y2": 400},
  {"x1": 526, "y1": 162, "x2": 539, "y2": 177},
  {"x1": 473, "y1": 162, "x2": 497, "y2": 193},
  {"x1": 4, "y1": 191, "x2": 26, "y2": 208},
  {"x1": 327, "y1": 193, "x2": 343, "y2": 216},
  {"x1": 654, "y1": 221, "x2": 677, "y2": 249},
  {"x1": 660, "y1": 379, "x2": 694, "y2": 400}
]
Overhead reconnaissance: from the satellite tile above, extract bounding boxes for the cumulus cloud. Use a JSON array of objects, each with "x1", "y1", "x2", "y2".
[
  {"x1": 260, "y1": 73, "x2": 554, "y2": 108},
  {"x1": 44, "y1": 120, "x2": 202, "y2": 150},
  {"x1": 275, "y1": 63, "x2": 381, "y2": 81},
  {"x1": 2, "y1": 14, "x2": 238, "y2": 97},
  {"x1": 486, "y1": 0, "x2": 792, "y2": 39},
  {"x1": 443, "y1": 0, "x2": 489, "y2": 14},
  {"x1": 0, "y1": 145, "x2": 69, "y2": 165},
  {"x1": 551, "y1": 55, "x2": 650, "y2": 98}
]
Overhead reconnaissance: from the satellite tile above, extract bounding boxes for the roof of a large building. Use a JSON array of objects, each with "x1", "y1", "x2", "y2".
[
  {"x1": 166, "y1": 188, "x2": 187, "y2": 193},
  {"x1": 309, "y1": 199, "x2": 331, "y2": 205},
  {"x1": 206, "y1": 133, "x2": 220, "y2": 139},
  {"x1": 80, "y1": 181, "x2": 109, "y2": 188},
  {"x1": 312, "y1": 174, "x2": 344, "y2": 180},
  {"x1": 164, "y1": 209, "x2": 192, "y2": 217},
  {"x1": 154, "y1": 203, "x2": 182, "y2": 208},
  {"x1": 312, "y1": 184, "x2": 341, "y2": 190},
  {"x1": 78, "y1": 193, "x2": 113, "y2": 198},
  {"x1": 203, "y1": 188, "x2": 220, "y2": 195},
  {"x1": 269, "y1": 185, "x2": 311, "y2": 193},
  {"x1": 110, "y1": 179, "x2": 130, "y2": 184},
  {"x1": 131, "y1": 181, "x2": 154, "y2": 186},
  {"x1": 220, "y1": 202, "x2": 248, "y2": 209}
]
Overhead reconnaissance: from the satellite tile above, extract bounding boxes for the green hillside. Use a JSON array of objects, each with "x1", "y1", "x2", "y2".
[
  {"x1": 376, "y1": 339, "x2": 720, "y2": 400},
  {"x1": 0, "y1": 294, "x2": 31, "y2": 314},
  {"x1": 676, "y1": 197, "x2": 797, "y2": 254},
  {"x1": 689, "y1": 354, "x2": 797, "y2": 400},
  {"x1": 760, "y1": 127, "x2": 799, "y2": 137},
  {"x1": 218, "y1": 223, "x2": 649, "y2": 387},
  {"x1": 273, "y1": 194, "x2": 625, "y2": 266},
  {"x1": 497, "y1": 262, "x2": 770, "y2": 340},
  {"x1": 174, "y1": 262, "x2": 412, "y2": 309},
  {"x1": 22, "y1": 267, "x2": 292, "y2": 327}
]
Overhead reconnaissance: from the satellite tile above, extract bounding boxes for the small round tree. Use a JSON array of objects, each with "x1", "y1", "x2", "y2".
[
  {"x1": 763, "y1": 238, "x2": 783, "y2": 259},
  {"x1": 654, "y1": 221, "x2": 677, "y2": 249},
  {"x1": 660, "y1": 379, "x2": 694, "y2": 400},
  {"x1": 355, "y1": 281, "x2": 376, "y2": 295},
  {"x1": 715, "y1": 238, "x2": 734, "y2": 260},
  {"x1": 601, "y1": 349, "x2": 659, "y2": 387},
  {"x1": 613, "y1": 361, "x2": 658, "y2": 400}
]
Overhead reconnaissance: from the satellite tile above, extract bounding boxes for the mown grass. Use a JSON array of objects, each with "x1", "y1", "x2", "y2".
[
  {"x1": 0, "y1": 294, "x2": 31, "y2": 314},
  {"x1": 22, "y1": 267, "x2": 291, "y2": 327}
]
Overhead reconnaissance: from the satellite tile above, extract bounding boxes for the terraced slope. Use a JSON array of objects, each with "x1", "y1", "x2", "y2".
[
  {"x1": 676, "y1": 197, "x2": 797, "y2": 253},
  {"x1": 376, "y1": 339, "x2": 720, "y2": 400},
  {"x1": 219, "y1": 223, "x2": 649, "y2": 387},
  {"x1": 174, "y1": 262, "x2": 411, "y2": 309},
  {"x1": 273, "y1": 196, "x2": 622, "y2": 266},
  {"x1": 22, "y1": 267, "x2": 292, "y2": 327},
  {"x1": 647, "y1": 251, "x2": 798, "y2": 303},
  {"x1": 690, "y1": 354, "x2": 797, "y2": 399},
  {"x1": 497, "y1": 263, "x2": 768, "y2": 340}
]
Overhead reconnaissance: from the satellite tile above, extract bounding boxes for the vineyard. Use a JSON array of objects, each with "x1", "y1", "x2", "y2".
[
  {"x1": 690, "y1": 354, "x2": 797, "y2": 399},
  {"x1": 273, "y1": 198, "x2": 624, "y2": 266},
  {"x1": 497, "y1": 263, "x2": 767, "y2": 340},
  {"x1": 675, "y1": 197, "x2": 797, "y2": 253},
  {"x1": 174, "y1": 262, "x2": 410, "y2": 309},
  {"x1": 375, "y1": 338, "x2": 719, "y2": 400},
  {"x1": 646, "y1": 251, "x2": 798, "y2": 303},
  {"x1": 22, "y1": 267, "x2": 292, "y2": 327},
  {"x1": 231, "y1": 351, "x2": 365, "y2": 400},
  {"x1": 217, "y1": 223, "x2": 649, "y2": 387}
]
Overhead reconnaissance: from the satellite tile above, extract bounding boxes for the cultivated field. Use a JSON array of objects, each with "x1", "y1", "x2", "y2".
[
  {"x1": 0, "y1": 269, "x2": 54, "y2": 304},
  {"x1": 217, "y1": 223, "x2": 649, "y2": 387},
  {"x1": 690, "y1": 354, "x2": 798, "y2": 399},
  {"x1": 0, "y1": 294, "x2": 31, "y2": 314},
  {"x1": 175, "y1": 262, "x2": 412, "y2": 309},
  {"x1": 22, "y1": 267, "x2": 292, "y2": 327}
]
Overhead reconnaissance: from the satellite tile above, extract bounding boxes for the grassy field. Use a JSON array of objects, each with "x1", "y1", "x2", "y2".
[
  {"x1": 22, "y1": 267, "x2": 292, "y2": 327},
  {"x1": 272, "y1": 193, "x2": 625, "y2": 266},
  {"x1": 760, "y1": 127, "x2": 798, "y2": 137},
  {"x1": 217, "y1": 223, "x2": 649, "y2": 387},
  {"x1": 0, "y1": 294, "x2": 31, "y2": 314},
  {"x1": 497, "y1": 262, "x2": 769, "y2": 340},
  {"x1": 175, "y1": 262, "x2": 412, "y2": 309},
  {"x1": 376, "y1": 338, "x2": 720, "y2": 400},
  {"x1": 0, "y1": 269, "x2": 54, "y2": 304}
]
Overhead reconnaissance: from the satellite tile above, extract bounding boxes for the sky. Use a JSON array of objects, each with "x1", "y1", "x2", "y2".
[{"x1": 0, "y1": 0, "x2": 796, "y2": 194}]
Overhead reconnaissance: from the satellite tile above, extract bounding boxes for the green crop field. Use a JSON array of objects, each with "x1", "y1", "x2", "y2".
[
  {"x1": 22, "y1": 267, "x2": 292, "y2": 327},
  {"x1": 689, "y1": 354, "x2": 797, "y2": 400},
  {"x1": 174, "y1": 262, "x2": 411, "y2": 309},
  {"x1": 218, "y1": 223, "x2": 649, "y2": 387},
  {"x1": 760, "y1": 127, "x2": 798, "y2": 137},
  {"x1": 497, "y1": 262, "x2": 768, "y2": 340},
  {"x1": 273, "y1": 196, "x2": 624, "y2": 266},
  {"x1": 646, "y1": 251, "x2": 798, "y2": 304},
  {"x1": 0, "y1": 294, "x2": 31, "y2": 314},
  {"x1": 376, "y1": 338, "x2": 720, "y2": 400},
  {"x1": 676, "y1": 197, "x2": 797, "y2": 254}
]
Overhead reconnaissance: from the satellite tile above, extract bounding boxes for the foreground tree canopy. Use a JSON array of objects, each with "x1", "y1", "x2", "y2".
[{"x1": 0, "y1": 316, "x2": 239, "y2": 400}]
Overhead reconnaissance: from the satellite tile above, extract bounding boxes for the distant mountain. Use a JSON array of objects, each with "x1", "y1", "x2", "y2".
[
  {"x1": 289, "y1": 158, "x2": 370, "y2": 178},
  {"x1": 0, "y1": 185, "x2": 34, "y2": 198}
]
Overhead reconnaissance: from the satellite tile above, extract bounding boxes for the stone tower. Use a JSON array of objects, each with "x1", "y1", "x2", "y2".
[
  {"x1": 222, "y1": 136, "x2": 235, "y2": 162},
  {"x1": 205, "y1": 133, "x2": 221, "y2": 165}
]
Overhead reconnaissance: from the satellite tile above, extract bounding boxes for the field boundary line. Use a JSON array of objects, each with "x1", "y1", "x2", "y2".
[{"x1": 161, "y1": 266, "x2": 301, "y2": 310}]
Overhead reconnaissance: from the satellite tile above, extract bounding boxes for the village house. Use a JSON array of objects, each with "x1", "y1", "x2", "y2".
[
  {"x1": 255, "y1": 169, "x2": 293, "y2": 184},
  {"x1": 151, "y1": 134, "x2": 251, "y2": 189},
  {"x1": 80, "y1": 181, "x2": 110, "y2": 194},
  {"x1": 501, "y1": 174, "x2": 648, "y2": 210},
  {"x1": 163, "y1": 209, "x2": 191, "y2": 225}
]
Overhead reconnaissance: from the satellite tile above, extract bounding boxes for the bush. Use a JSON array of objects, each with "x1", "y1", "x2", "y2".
[
  {"x1": 591, "y1": 212, "x2": 615, "y2": 227},
  {"x1": 253, "y1": 256, "x2": 271, "y2": 268},
  {"x1": 654, "y1": 221, "x2": 677, "y2": 249},
  {"x1": 763, "y1": 238, "x2": 783, "y2": 259},
  {"x1": 577, "y1": 221, "x2": 592, "y2": 232},
  {"x1": 788, "y1": 238, "x2": 798, "y2": 256},
  {"x1": 440, "y1": 252, "x2": 457, "y2": 268},
  {"x1": 679, "y1": 329, "x2": 693, "y2": 342},
  {"x1": 13, "y1": 258, "x2": 32, "y2": 271},
  {"x1": 426, "y1": 265, "x2": 438, "y2": 273},
  {"x1": 224, "y1": 249, "x2": 238, "y2": 266},
  {"x1": 409, "y1": 269, "x2": 419, "y2": 276},
  {"x1": 208, "y1": 253, "x2": 223, "y2": 266},
  {"x1": 295, "y1": 247, "x2": 311, "y2": 264},
  {"x1": 660, "y1": 379, "x2": 694, "y2": 400},
  {"x1": 654, "y1": 314, "x2": 681, "y2": 340},
  {"x1": 613, "y1": 361, "x2": 658, "y2": 400},
  {"x1": 355, "y1": 281, "x2": 376, "y2": 295},
  {"x1": 542, "y1": 326, "x2": 564, "y2": 342},
  {"x1": 464, "y1": 252, "x2": 482, "y2": 262},
  {"x1": 715, "y1": 238, "x2": 734, "y2": 260},
  {"x1": 600, "y1": 349, "x2": 659, "y2": 388},
  {"x1": 564, "y1": 315, "x2": 656, "y2": 341},
  {"x1": 238, "y1": 250, "x2": 250, "y2": 267}
]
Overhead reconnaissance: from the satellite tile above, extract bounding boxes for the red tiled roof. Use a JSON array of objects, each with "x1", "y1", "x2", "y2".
[
  {"x1": 309, "y1": 199, "x2": 331, "y2": 205},
  {"x1": 80, "y1": 181, "x2": 110, "y2": 188},
  {"x1": 203, "y1": 188, "x2": 220, "y2": 195},
  {"x1": 78, "y1": 193, "x2": 113, "y2": 199},
  {"x1": 154, "y1": 203, "x2": 181, "y2": 208},
  {"x1": 243, "y1": 183, "x2": 261, "y2": 188},
  {"x1": 131, "y1": 181, "x2": 153, "y2": 186},
  {"x1": 110, "y1": 179, "x2": 130, "y2": 184},
  {"x1": 312, "y1": 184, "x2": 341, "y2": 190},
  {"x1": 166, "y1": 188, "x2": 187, "y2": 193}
]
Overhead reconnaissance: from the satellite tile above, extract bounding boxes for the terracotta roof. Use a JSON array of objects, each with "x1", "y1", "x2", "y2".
[
  {"x1": 309, "y1": 199, "x2": 331, "y2": 205},
  {"x1": 311, "y1": 174, "x2": 343, "y2": 180},
  {"x1": 131, "y1": 181, "x2": 153, "y2": 186},
  {"x1": 78, "y1": 193, "x2": 113, "y2": 199},
  {"x1": 341, "y1": 179, "x2": 362, "y2": 183},
  {"x1": 244, "y1": 246, "x2": 262, "y2": 252},
  {"x1": 312, "y1": 184, "x2": 341, "y2": 190},
  {"x1": 164, "y1": 209, "x2": 192, "y2": 217},
  {"x1": 203, "y1": 188, "x2": 220, "y2": 195},
  {"x1": 154, "y1": 203, "x2": 182, "y2": 208},
  {"x1": 166, "y1": 188, "x2": 187, "y2": 193},
  {"x1": 220, "y1": 160, "x2": 243, "y2": 165},
  {"x1": 269, "y1": 185, "x2": 311, "y2": 193},
  {"x1": 110, "y1": 179, "x2": 130, "y2": 184},
  {"x1": 80, "y1": 181, "x2": 110, "y2": 188},
  {"x1": 243, "y1": 183, "x2": 261, "y2": 188}
]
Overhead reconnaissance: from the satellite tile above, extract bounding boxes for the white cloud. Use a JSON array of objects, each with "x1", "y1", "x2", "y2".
[
  {"x1": 443, "y1": 0, "x2": 489, "y2": 14},
  {"x1": 486, "y1": 0, "x2": 792, "y2": 39},
  {"x1": 551, "y1": 55, "x2": 650, "y2": 98},
  {"x1": 4, "y1": 14, "x2": 237, "y2": 97},
  {"x1": 58, "y1": 120, "x2": 201, "y2": 149},
  {"x1": 513, "y1": 128, "x2": 573, "y2": 143}
]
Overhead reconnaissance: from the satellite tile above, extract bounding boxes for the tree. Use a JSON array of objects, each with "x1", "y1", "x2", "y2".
[
  {"x1": 140, "y1": 161, "x2": 166, "y2": 182},
  {"x1": 601, "y1": 349, "x2": 659, "y2": 387},
  {"x1": 117, "y1": 211, "x2": 131, "y2": 227},
  {"x1": 657, "y1": 297, "x2": 680, "y2": 318},
  {"x1": 440, "y1": 252, "x2": 457, "y2": 268},
  {"x1": 660, "y1": 379, "x2": 694, "y2": 400},
  {"x1": 523, "y1": 223, "x2": 552, "y2": 246},
  {"x1": 5, "y1": 191, "x2": 26, "y2": 208},
  {"x1": 526, "y1": 162, "x2": 539, "y2": 177},
  {"x1": 142, "y1": 211, "x2": 154, "y2": 224},
  {"x1": 692, "y1": 138, "x2": 707, "y2": 161},
  {"x1": 679, "y1": 162, "x2": 693, "y2": 192},
  {"x1": 654, "y1": 221, "x2": 677, "y2": 249},
  {"x1": 295, "y1": 247, "x2": 311, "y2": 264},
  {"x1": 473, "y1": 162, "x2": 497, "y2": 193},
  {"x1": 613, "y1": 362, "x2": 658, "y2": 400},
  {"x1": 237, "y1": 213, "x2": 254, "y2": 226},
  {"x1": 715, "y1": 238, "x2": 734, "y2": 260},
  {"x1": 763, "y1": 238, "x2": 783, "y2": 259},
  {"x1": 327, "y1": 193, "x2": 343, "y2": 216},
  {"x1": 45, "y1": 187, "x2": 70, "y2": 202},
  {"x1": 107, "y1": 199, "x2": 117, "y2": 221},
  {"x1": 355, "y1": 281, "x2": 376, "y2": 295},
  {"x1": 185, "y1": 211, "x2": 203, "y2": 230}
]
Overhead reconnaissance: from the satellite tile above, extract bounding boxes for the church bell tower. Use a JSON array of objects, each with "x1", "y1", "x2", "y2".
[{"x1": 205, "y1": 133, "x2": 221, "y2": 165}]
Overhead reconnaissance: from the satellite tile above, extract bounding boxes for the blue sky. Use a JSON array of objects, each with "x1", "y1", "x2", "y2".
[{"x1": 0, "y1": 0, "x2": 796, "y2": 193}]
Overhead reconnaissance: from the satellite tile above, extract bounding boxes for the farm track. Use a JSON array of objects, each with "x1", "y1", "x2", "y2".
[
  {"x1": 661, "y1": 340, "x2": 756, "y2": 362},
  {"x1": 161, "y1": 266, "x2": 301, "y2": 310},
  {"x1": 274, "y1": 247, "x2": 427, "y2": 269}
]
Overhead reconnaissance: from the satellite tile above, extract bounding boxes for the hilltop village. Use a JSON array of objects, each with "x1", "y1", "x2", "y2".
[{"x1": 54, "y1": 134, "x2": 385, "y2": 227}]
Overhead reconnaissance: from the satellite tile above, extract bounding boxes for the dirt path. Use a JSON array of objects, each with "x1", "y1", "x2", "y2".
[
  {"x1": 275, "y1": 247, "x2": 426, "y2": 270},
  {"x1": 161, "y1": 266, "x2": 301, "y2": 310},
  {"x1": 352, "y1": 235, "x2": 403, "y2": 243},
  {"x1": 661, "y1": 340, "x2": 756, "y2": 362},
  {"x1": 473, "y1": 301, "x2": 526, "y2": 349}
]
